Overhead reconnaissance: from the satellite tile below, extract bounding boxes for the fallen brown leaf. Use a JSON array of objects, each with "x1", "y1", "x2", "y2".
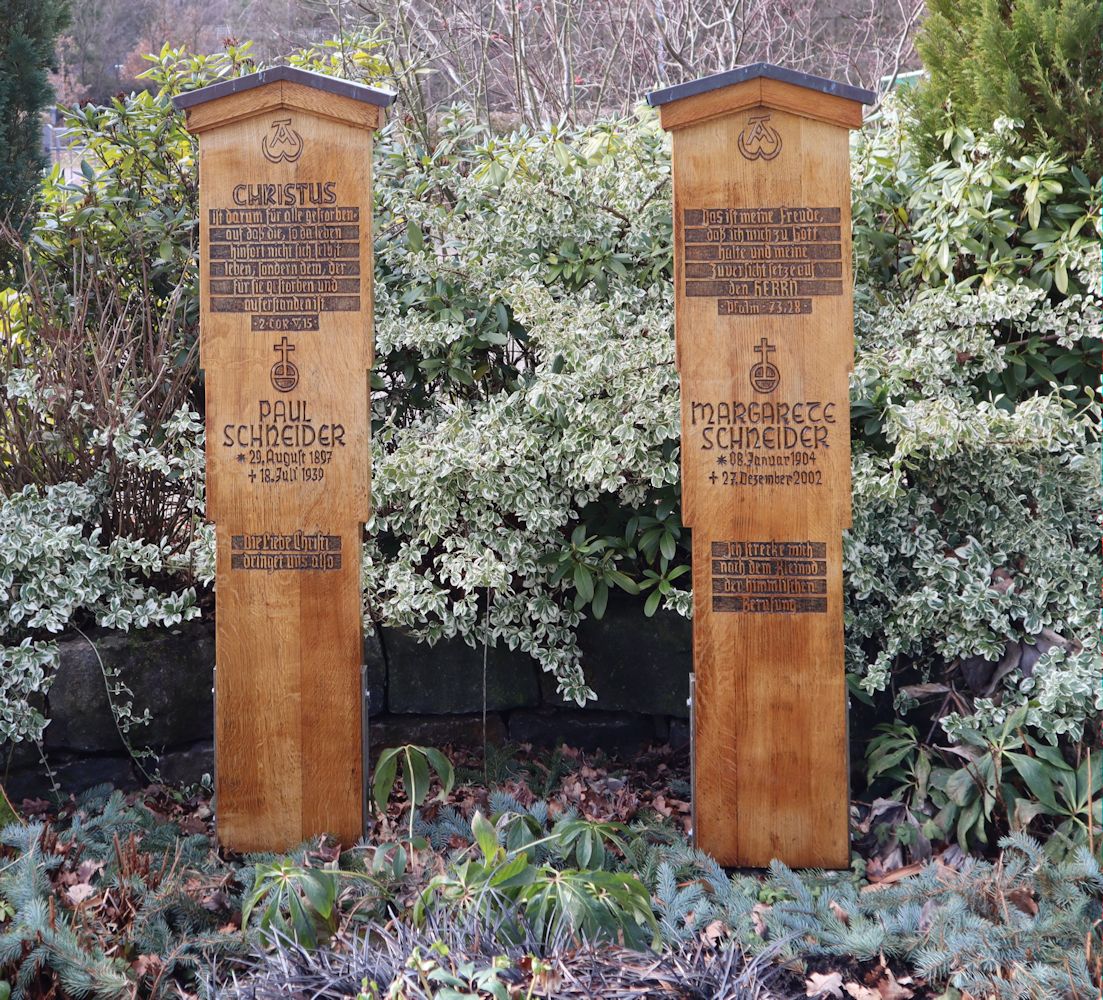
[
  {"x1": 807, "y1": 971, "x2": 844, "y2": 997},
  {"x1": 132, "y1": 954, "x2": 163, "y2": 979},
  {"x1": 701, "y1": 919, "x2": 727, "y2": 946},
  {"x1": 876, "y1": 968, "x2": 914, "y2": 1000},
  {"x1": 1007, "y1": 886, "x2": 1038, "y2": 917},
  {"x1": 862, "y1": 861, "x2": 924, "y2": 891},
  {"x1": 751, "y1": 902, "x2": 771, "y2": 939},
  {"x1": 66, "y1": 883, "x2": 96, "y2": 905}
]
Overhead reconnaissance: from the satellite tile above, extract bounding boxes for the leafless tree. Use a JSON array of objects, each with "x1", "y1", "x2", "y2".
[{"x1": 309, "y1": 0, "x2": 922, "y2": 134}]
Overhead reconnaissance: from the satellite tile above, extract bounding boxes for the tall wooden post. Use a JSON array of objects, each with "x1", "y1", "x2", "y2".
[
  {"x1": 648, "y1": 65, "x2": 873, "y2": 868},
  {"x1": 175, "y1": 68, "x2": 394, "y2": 851}
]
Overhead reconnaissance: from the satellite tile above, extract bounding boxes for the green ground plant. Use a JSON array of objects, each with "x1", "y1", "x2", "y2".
[
  {"x1": 373, "y1": 744, "x2": 456, "y2": 843},
  {"x1": 1, "y1": 752, "x2": 1100, "y2": 1000},
  {"x1": 0, "y1": 788, "x2": 246, "y2": 1000}
]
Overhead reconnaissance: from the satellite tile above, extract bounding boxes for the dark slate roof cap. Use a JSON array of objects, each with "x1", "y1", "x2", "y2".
[
  {"x1": 646, "y1": 63, "x2": 875, "y2": 108},
  {"x1": 173, "y1": 65, "x2": 396, "y2": 110}
]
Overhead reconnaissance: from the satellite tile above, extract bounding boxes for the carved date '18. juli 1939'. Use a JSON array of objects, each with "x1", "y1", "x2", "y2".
[
  {"x1": 684, "y1": 207, "x2": 842, "y2": 316},
  {"x1": 711, "y1": 540, "x2": 827, "y2": 614}
]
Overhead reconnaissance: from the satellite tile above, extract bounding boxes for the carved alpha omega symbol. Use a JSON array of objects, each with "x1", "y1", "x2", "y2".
[
  {"x1": 737, "y1": 113, "x2": 782, "y2": 161},
  {"x1": 262, "y1": 118, "x2": 305, "y2": 163}
]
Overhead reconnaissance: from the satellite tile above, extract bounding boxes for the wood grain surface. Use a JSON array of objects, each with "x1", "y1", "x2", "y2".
[
  {"x1": 660, "y1": 83, "x2": 865, "y2": 868},
  {"x1": 184, "y1": 83, "x2": 380, "y2": 852}
]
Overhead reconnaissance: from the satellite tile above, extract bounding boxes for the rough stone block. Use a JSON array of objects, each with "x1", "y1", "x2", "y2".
[
  {"x1": 4, "y1": 753, "x2": 139, "y2": 801},
  {"x1": 46, "y1": 621, "x2": 215, "y2": 754},
  {"x1": 369, "y1": 713, "x2": 507, "y2": 758},
  {"x1": 540, "y1": 595, "x2": 692, "y2": 716},
  {"x1": 364, "y1": 625, "x2": 387, "y2": 716},
  {"x1": 383, "y1": 629, "x2": 540, "y2": 714},
  {"x1": 158, "y1": 740, "x2": 215, "y2": 787}
]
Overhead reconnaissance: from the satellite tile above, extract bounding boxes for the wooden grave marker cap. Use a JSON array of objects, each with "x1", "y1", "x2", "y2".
[
  {"x1": 175, "y1": 70, "x2": 394, "y2": 852},
  {"x1": 648, "y1": 64, "x2": 873, "y2": 869},
  {"x1": 647, "y1": 62, "x2": 874, "y2": 131},
  {"x1": 175, "y1": 65, "x2": 395, "y2": 132}
]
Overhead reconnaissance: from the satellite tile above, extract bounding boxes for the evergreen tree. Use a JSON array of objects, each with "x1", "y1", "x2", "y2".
[
  {"x1": 0, "y1": 0, "x2": 69, "y2": 265},
  {"x1": 909, "y1": 0, "x2": 1103, "y2": 178}
]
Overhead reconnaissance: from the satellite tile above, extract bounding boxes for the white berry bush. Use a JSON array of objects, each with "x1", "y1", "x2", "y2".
[
  {"x1": 363, "y1": 99, "x2": 1100, "y2": 736},
  {"x1": 845, "y1": 103, "x2": 1100, "y2": 747},
  {"x1": 365, "y1": 109, "x2": 682, "y2": 704}
]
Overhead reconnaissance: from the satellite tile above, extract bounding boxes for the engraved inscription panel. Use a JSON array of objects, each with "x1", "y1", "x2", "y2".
[
  {"x1": 710, "y1": 540, "x2": 828, "y2": 614},
  {"x1": 208, "y1": 186, "x2": 361, "y2": 331},
  {"x1": 230, "y1": 531, "x2": 342, "y2": 572},
  {"x1": 683, "y1": 207, "x2": 842, "y2": 315},
  {"x1": 201, "y1": 129, "x2": 369, "y2": 516}
]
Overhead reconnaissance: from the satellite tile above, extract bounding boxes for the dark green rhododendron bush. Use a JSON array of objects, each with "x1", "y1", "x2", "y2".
[{"x1": 0, "y1": 37, "x2": 1098, "y2": 856}]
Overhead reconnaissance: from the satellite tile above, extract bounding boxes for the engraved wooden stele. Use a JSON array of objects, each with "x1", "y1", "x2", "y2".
[
  {"x1": 175, "y1": 68, "x2": 394, "y2": 851},
  {"x1": 647, "y1": 64, "x2": 874, "y2": 868}
]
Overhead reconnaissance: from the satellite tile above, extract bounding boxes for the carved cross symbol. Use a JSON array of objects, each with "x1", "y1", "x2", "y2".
[
  {"x1": 274, "y1": 337, "x2": 295, "y2": 364},
  {"x1": 749, "y1": 337, "x2": 780, "y2": 393},
  {"x1": 270, "y1": 336, "x2": 300, "y2": 392}
]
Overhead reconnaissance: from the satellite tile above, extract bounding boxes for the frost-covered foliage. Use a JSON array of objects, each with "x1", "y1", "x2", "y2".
[
  {"x1": 0, "y1": 410, "x2": 204, "y2": 744},
  {"x1": 366, "y1": 111, "x2": 681, "y2": 702}
]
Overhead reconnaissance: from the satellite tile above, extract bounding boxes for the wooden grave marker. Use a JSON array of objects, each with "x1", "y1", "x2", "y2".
[
  {"x1": 175, "y1": 68, "x2": 394, "y2": 852},
  {"x1": 647, "y1": 64, "x2": 874, "y2": 868}
]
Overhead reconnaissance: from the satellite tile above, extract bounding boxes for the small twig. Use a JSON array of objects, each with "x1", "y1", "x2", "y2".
[{"x1": 73, "y1": 626, "x2": 157, "y2": 786}]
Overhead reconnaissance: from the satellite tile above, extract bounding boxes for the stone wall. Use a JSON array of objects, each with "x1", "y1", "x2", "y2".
[{"x1": 2, "y1": 596, "x2": 692, "y2": 799}]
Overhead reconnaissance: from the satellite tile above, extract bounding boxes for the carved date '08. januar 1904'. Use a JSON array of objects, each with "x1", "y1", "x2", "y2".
[
  {"x1": 710, "y1": 540, "x2": 828, "y2": 614},
  {"x1": 683, "y1": 206, "x2": 843, "y2": 315}
]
